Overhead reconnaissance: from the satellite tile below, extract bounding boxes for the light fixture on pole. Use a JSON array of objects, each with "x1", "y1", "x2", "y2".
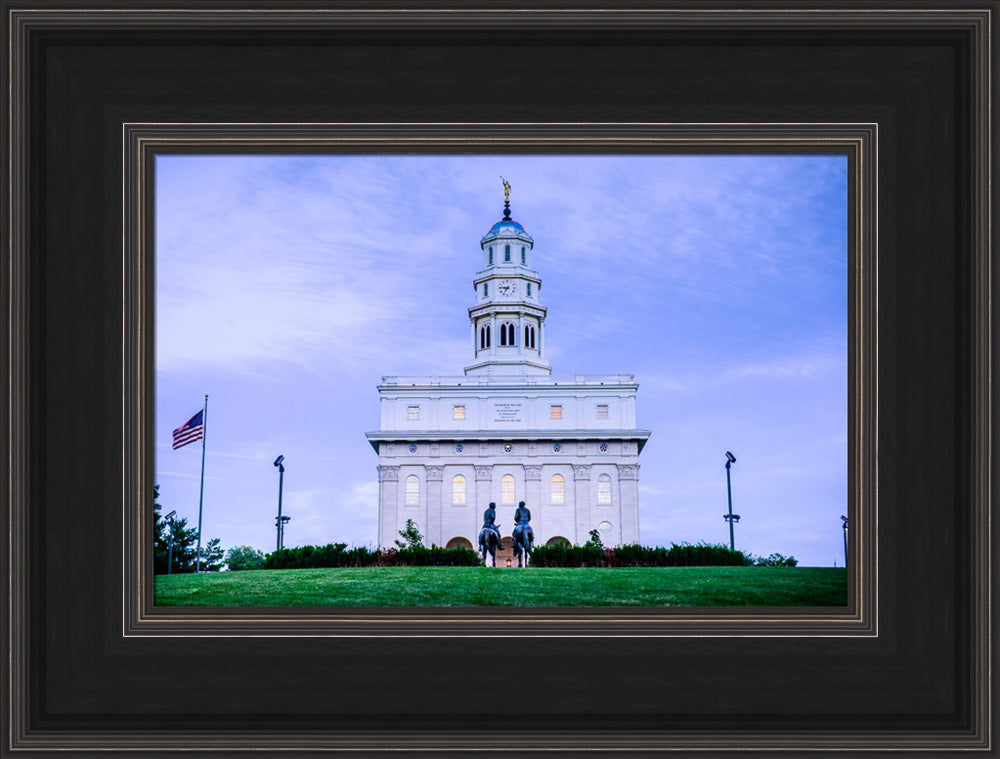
[
  {"x1": 164, "y1": 510, "x2": 177, "y2": 575},
  {"x1": 723, "y1": 451, "x2": 740, "y2": 551},
  {"x1": 841, "y1": 515, "x2": 849, "y2": 567},
  {"x1": 273, "y1": 455, "x2": 285, "y2": 551}
]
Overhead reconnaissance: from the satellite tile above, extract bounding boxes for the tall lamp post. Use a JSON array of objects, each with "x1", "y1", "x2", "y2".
[
  {"x1": 841, "y1": 515, "x2": 849, "y2": 567},
  {"x1": 274, "y1": 455, "x2": 285, "y2": 551},
  {"x1": 164, "y1": 510, "x2": 177, "y2": 575},
  {"x1": 723, "y1": 451, "x2": 740, "y2": 551}
]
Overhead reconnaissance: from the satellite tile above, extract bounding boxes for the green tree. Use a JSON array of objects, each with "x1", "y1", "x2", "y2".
[
  {"x1": 225, "y1": 545, "x2": 266, "y2": 571},
  {"x1": 394, "y1": 519, "x2": 424, "y2": 550},
  {"x1": 584, "y1": 528, "x2": 605, "y2": 552},
  {"x1": 200, "y1": 537, "x2": 225, "y2": 571},
  {"x1": 153, "y1": 485, "x2": 223, "y2": 574}
]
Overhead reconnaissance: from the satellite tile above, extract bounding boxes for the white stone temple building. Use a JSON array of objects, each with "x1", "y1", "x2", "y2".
[{"x1": 366, "y1": 187, "x2": 650, "y2": 559}]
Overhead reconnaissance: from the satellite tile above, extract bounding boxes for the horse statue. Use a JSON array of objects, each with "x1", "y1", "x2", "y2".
[
  {"x1": 479, "y1": 523, "x2": 501, "y2": 567},
  {"x1": 512, "y1": 522, "x2": 534, "y2": 567}
]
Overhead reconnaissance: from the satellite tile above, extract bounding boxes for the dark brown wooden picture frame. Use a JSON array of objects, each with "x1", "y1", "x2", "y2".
[{"x1": 3, "y1": 3, "x2": 994, "y2": 756}]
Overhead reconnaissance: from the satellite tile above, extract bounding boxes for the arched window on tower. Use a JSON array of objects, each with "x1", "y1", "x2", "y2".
[
  {"x1": 524, "y1": 324, "x2": 536, "y2": 349},
  {"x1": 480, "y1": 324, "x2": 490, "y2": 349},
  {"x1": 500, "y1": 322, "x2": 515, "y2": 346},
  {"x1": 551, "y1": 474, "x2": 565, "y2": 504},
  {"x1": 405, "y1": 475, "x2": 419, "y2": 506},
  {"x1": 504, "y1": 245, "x2": 511, "y2": 262},
  {"x1": 452, "y1": 475, "x2": 466, "y2": 505},
  {"x1": 501, "y1": 474, "x2": 516, "y2": 504},
  {"x1": 597, "y1": 474, "x2": 612, "y2": 505}
]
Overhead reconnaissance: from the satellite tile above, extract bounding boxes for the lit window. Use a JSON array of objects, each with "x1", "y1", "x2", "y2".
[
  {"x1": 550, "y1": 405, "x2": 562, "y2": 419},
  {"x1": 597, "y1": 474, "x2": 612, "y2": 504},
  {"x1": 596, "y1": 405, "x2": 609, "y2": 419},
  {"x1": 504, "y1": 245, "x2": 511, "y2": 261},
  {"x1": 452, "y1": 475, "x2": 466, "y2": 505},
  {"x1": 407, "y1": 406, "x2": 420, "y2": 420},
  {"x1": 405, "y1": 475, "x2": 419, "y2": 505},
  {"x1": 501, "y1": 474, "x2": 515, "y2": 504},
  {"x1": 453, "y1": 405, "x2": 466, "y2": 419},
  {"x1": 551, "y1": 474, "x2": 565, "y2": 504}
]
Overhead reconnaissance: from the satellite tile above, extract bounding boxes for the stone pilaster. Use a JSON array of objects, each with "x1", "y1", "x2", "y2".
[
  {"x1": 524, "y1": 465, "x2": 542, "y2": 529},
  {"x1": 617, "y1": 464, "x2": 640, "y2": 544},
  {"x1": 377, "y1": 465, "x2": 399, "y2": 548},
  {"x1": 573, "y1": 464, "x2": 591, "y2": 545},
  {"x1": 425, "y1": 466, "x2": 444, "y2": 547}
]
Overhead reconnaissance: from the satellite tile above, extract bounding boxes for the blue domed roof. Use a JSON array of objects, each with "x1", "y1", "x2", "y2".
[{"x1": 489, "y1": 219, "x2": 524, "y2": 233}]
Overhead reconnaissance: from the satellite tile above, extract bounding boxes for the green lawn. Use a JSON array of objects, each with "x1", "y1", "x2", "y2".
[{"x1": 154, "y1": 566, "x2": 847, "y2": 607}]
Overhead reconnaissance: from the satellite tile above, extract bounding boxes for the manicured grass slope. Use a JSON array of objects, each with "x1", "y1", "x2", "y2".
[{"x1": 154, "y1": 566, "x2": 847, "y2": 607}]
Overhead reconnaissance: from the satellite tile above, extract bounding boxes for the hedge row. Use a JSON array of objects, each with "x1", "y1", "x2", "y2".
[
  {"x1": 529, "y1": 542, "x2": 796, "y2": 568},
  {"x1": 263, "y1": 543, "x2": 480, "y2": 569}
]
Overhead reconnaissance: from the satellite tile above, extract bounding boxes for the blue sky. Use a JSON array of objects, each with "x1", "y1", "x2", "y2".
[{"x1": 155, "y1": 154, "x2": 847, "y2": 566}]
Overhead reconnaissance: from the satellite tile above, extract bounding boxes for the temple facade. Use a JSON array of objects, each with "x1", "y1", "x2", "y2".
[{"x1": 366, "y1": 185, "x2": 650, "y2": 558}]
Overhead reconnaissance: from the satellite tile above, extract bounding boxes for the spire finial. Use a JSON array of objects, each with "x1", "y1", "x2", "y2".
[{"x1": 500, "y1": 176, "x2": 512, "y2": 220}]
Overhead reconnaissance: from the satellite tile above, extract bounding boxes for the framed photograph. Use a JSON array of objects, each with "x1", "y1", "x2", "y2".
[
  {"x1": 4, "y1": 3, "x2": 993, "y2": 756},
  {"x1": 149, "y1": 146, "x2": 855, "y2": 610}
]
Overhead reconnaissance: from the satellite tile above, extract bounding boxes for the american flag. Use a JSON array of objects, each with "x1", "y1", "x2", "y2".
[{"x1": 172, "y1": 410, "x2": 204, "y2": 450}]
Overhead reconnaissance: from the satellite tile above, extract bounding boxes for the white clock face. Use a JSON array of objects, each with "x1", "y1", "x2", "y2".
[{"x1": 498, "y1": 280, "x2": 516, "y2": 297}]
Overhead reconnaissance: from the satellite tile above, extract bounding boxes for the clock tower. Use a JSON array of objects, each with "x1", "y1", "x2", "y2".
[{"x1": 465, "y1": 180, "x2": 551, "y2": 376}]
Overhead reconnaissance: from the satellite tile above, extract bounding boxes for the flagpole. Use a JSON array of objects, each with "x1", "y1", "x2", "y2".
[{"x1": 195, "y1": 394, "x2": 208, "y2": 572}]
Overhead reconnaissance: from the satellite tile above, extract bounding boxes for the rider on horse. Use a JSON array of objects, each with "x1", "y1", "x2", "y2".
[
  {"x1": 513, "y1": 500, "x2": 533, "y2": 553},
  {"x1": 482, "y1": 501, "x2": 502, "y2": 549}
]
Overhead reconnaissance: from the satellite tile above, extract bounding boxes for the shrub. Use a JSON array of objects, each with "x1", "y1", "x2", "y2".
[
  {"x1": 754, "y1": 552, "x2": 799, "y2": 567},
  {"x1": 225, "y1": 545, "x2": 266, "y2": 571},
  {"x1": 529, "y1": 541, "x2": 755, "y2": 568},
  {"x1": 262, "y1": 542, "x2": 480, "y2": 569}
]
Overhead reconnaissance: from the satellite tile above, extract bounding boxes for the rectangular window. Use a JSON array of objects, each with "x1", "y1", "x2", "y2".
[
  {"x1": 504, "y1": 245, "x2": 511, "y2": 261},
  {"x1": 453, "y1": 405, "x2": 466, "y2": 419},
  {"x1": 521, "y1": 247, "x2": 526, "y2": 264},
  {"x1": 550, "y1": 405, "x2": 562, "y2": 419},
  {"x1": 484, "y1": 283, "x2": 488, "y2": 297},
  {"x1": 596, "y1": 404, "x2": 609, "y2": 419},
  {"x1": 526, "y1": 283, "x2": 532, "y2": 296},
  {"x1": 407, "y1": 406, "x2": 420, "y2": 420}
]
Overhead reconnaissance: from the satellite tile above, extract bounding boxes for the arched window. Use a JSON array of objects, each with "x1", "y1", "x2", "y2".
[
  {"x1": 521, "y1": 246, "x2": 526, "y2": 264},
  {"x1": 405, "y1": 475, "x2": 419, "y2": 505},
  {"x1": 452, "y1": 475, "x2": 466, "y2": 505},
  {"x1": 501, "y1": 474, "x2": 515, "y2": 504},
  {"x1": 523, "y1": 325, "x2": 535, "y2": 349},
  {"x1": 597, "y1": 474, "x2": 612, "y2": 504},
  {"x1": 480, "y1": 324, "x2": 490, "y2": 348},
  {"x1": 500, "y1": 322, "x2": 515, "y2": 346},
  {"x1": 551, "y1": 474, "x2": 565, "y2": 504},
  {"x1": 504, "y1": 244, "x2": 511, "y2": 262}
]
